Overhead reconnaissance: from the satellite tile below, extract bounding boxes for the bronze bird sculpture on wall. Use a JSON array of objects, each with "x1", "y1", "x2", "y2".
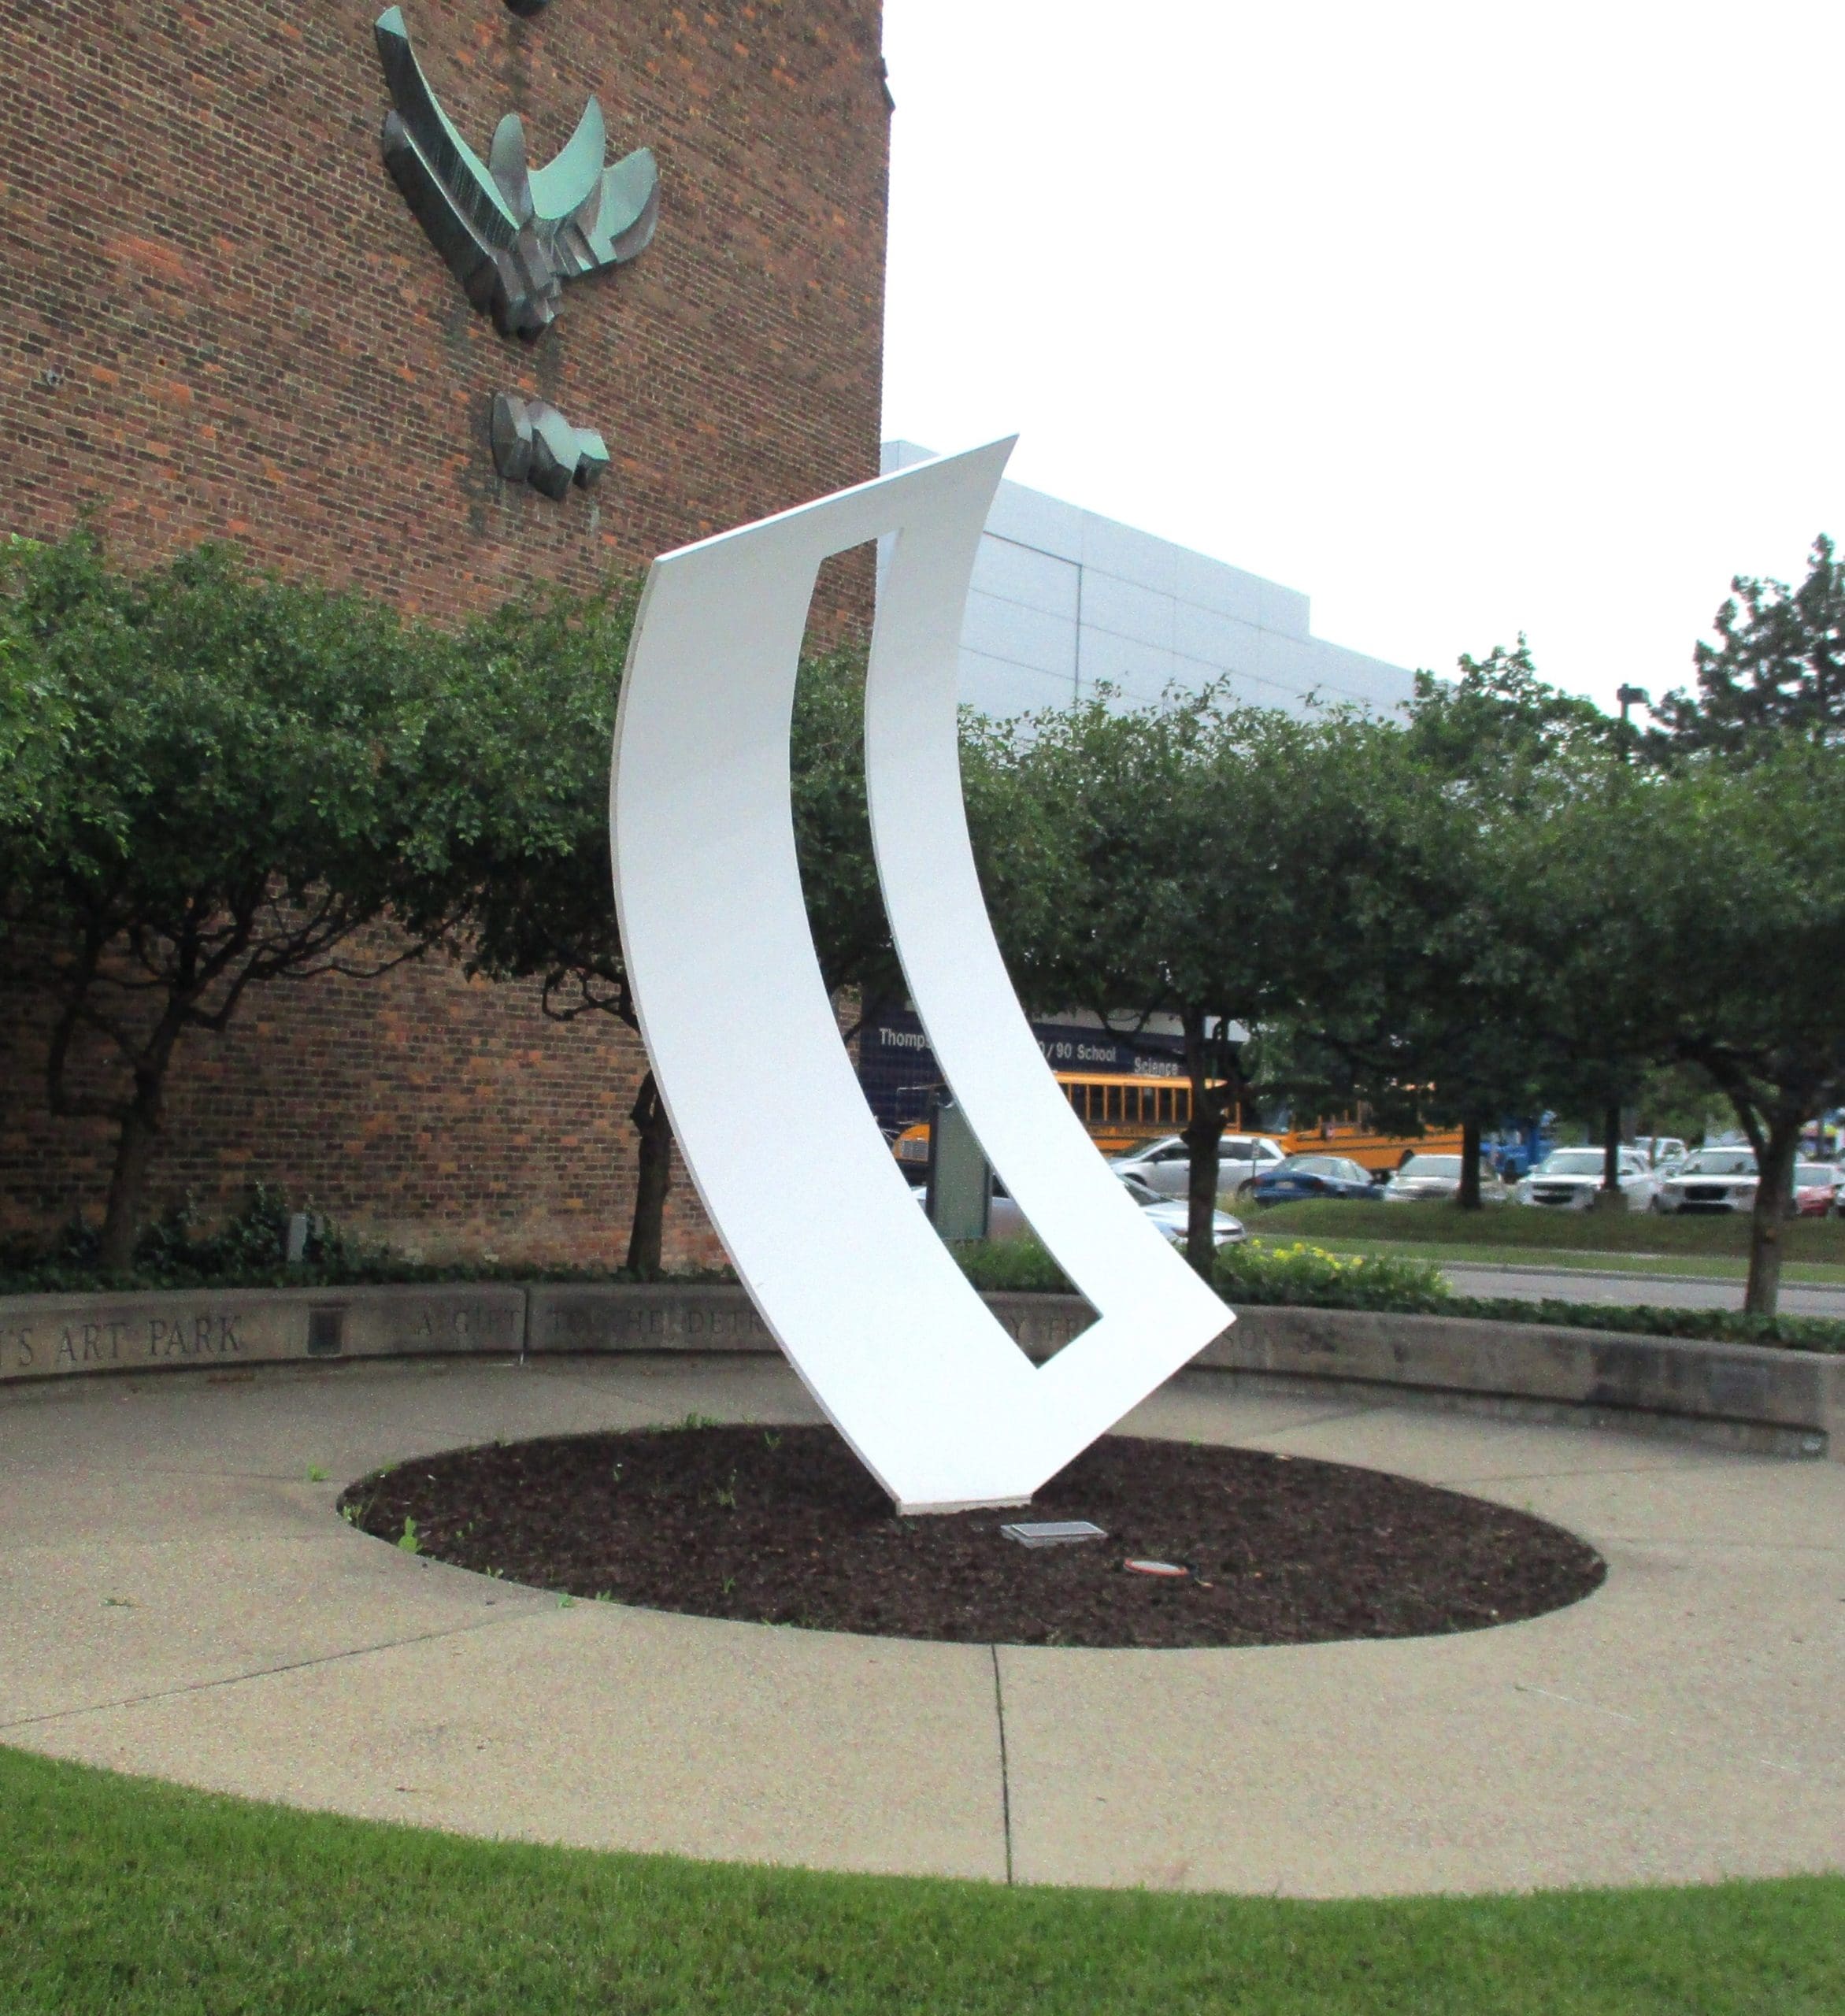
[{"x1": 375, "y1": 6, "x2": 658, "y2": 341}]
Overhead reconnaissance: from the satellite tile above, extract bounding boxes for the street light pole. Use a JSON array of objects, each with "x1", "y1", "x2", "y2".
[
  {"x1": 1599, "y1": 684, "x2": 1652, "y2": 1203},
  {"x1": 1616, "y1": 683, "x2": 1649, "y2": 764}
]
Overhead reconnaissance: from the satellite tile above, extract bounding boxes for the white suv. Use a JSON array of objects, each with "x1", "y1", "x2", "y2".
[
  {"x1": 1653, "y1": 1148, "x2": 1758, "y2": 1214},
  {"x1": 1515, "y1": 1147, "x2": 1658, "y2": 1210}
]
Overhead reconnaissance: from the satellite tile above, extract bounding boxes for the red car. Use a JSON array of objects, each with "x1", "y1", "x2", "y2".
[{"x1": 1791, "y1": 1164, "x2": 1843, "y2": 1217}]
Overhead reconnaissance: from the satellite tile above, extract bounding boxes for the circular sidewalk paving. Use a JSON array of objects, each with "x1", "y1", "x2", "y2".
[{"x1": 2, "y1": 1354, "x2": 1839, "y2": 1896}]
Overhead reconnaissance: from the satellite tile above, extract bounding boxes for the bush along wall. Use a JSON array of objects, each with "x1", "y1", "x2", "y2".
[{"x1": 1210, "y1": 1240, "x2": 1845, "y2": 1353}]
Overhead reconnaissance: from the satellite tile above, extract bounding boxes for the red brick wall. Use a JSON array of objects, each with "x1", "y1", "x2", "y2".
[{"x1": 0, "y1": 0, "x2": 887, "y2": 1263}]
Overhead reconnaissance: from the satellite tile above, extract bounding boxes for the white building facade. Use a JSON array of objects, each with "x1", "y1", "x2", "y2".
[{"x1": 882, "y1": 441, "x2": 1414, "y2": 719}]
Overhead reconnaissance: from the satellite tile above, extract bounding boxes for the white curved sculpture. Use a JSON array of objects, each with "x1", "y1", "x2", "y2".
[{"x1": 610, "y1": 441, "x2": 1232, "y2": 1512}]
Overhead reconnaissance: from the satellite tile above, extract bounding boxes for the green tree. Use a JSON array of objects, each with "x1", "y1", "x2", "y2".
[
  {"x1": 423, "y1": 581, "x2": 669, "y2": 1270},
  {"x1": 1476, "y1": 754, "x2": 1670, "y2": 1201},
  {"x1": 0, "y1": 532, "x2": 467, "y2": 1269},
  {"x1": 1532, "y1": 745, "x2": 1845, "y2": 1312},
  {"x1": 1652, "y1": 536, "x2": 1845, "y2": 753},
  {"x1": 1013, "y1": 691, "x2": 1416, "y2": 1273},
  {"x1": 1396, "y1": 645, "x2": 1631, "y2": 1206},
  {"x1": 440, "y1": 587, "x2": 900, "y2": 1277},
  {"x1": 1645, "y1": 746, "x2": 1845, "y2": 1312},
  {"x1": 1406, "y1": 636, "x2": 1615, "y2": 777},
  {"x1": 0, "y1": 555, "x2": 70, "y2": 848},
  {"x1": 1419, "y1": 617, "x2": 1845, "y2": 1295}
]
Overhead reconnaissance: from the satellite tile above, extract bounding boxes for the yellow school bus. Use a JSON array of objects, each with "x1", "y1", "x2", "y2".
[
  {"x1": 892, "y1": 1083, "x2": 1463, "y2": 1179},
  {"x1": 891, "y1": 1070, "x2": 1199, "y2": 1169},
  {"x1": 1068, "y1": 1087, "x2": 1460, "y2": 1174},
  {"x1": 1274, "y1": 1111, "x2": 1466, "y2": 1177}
]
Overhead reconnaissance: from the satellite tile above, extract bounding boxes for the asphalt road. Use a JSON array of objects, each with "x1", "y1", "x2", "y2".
[{"x1": 1444, "y1": 1263, "x2": 1845, "y2": 1319}]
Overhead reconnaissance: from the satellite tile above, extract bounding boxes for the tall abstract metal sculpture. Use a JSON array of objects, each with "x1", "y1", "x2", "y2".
[
  {"x1": 610, "y1": 443, "x2": 1232, "y2": 1513},
  {"x1": 375, "y1": 6, "x2": 658, "y2": 341}
]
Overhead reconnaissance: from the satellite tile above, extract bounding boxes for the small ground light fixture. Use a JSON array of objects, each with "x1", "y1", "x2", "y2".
[{"x1": 1000, "y1": 1521, "x2": 1106, "y2": 1547}]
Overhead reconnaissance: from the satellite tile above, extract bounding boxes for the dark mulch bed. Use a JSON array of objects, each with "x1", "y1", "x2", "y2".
[{"x1": 341, "y1": 1424, "x2": 1606, "y2": 1649}]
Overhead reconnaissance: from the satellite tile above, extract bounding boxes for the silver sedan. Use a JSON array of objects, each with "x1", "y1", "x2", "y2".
[
  {"x1": 1113, "y1": 1170, "x2": 1247, "y2": 1247},
  {"x1": 915, "y1": 1173, "x2": 1246, "y2": 1248},
  {"x1": 1383, "y1": 1154, "x2": 1509, "y2": 1203}
]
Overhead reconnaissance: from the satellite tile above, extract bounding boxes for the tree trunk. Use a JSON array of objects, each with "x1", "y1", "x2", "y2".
[
  {"x1": 98, "y1": 1099, "x2": 161, "y2": 1272},
  {"x1": 1744, "y1": 1111, "x2": 1802, "y2": 1317},
  {"x1": 1595, "y1": 1100, "x2": 1625, "y2": 1210},
  {"x1": 1458, "y1": 1117, "x2": 1482, "y2": 1210},
  {"x1": 624, "y1": 1069, "x2": 675, "y2": 1280},
  {"x1": 1180, "y1": 1010, "x2": 1231, "y2": 1280}
]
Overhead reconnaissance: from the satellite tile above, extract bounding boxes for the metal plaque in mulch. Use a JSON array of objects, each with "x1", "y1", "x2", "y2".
[{"x1": 339, "y1": 1424, "x2": 1606, "y2": 1649}]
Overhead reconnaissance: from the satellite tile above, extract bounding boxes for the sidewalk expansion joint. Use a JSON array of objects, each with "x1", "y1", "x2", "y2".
[
  {"x1": 1246, "y1": 1403, "x2": 1389, "y2": 1440},
  {"x1": 1509, "y1": 1681, "x2": 1822, "y2": 1781},
  {"x1": 1439, "y1": 1462, "x2": 1753, "y2": 1487},
  {"x1": 0, "y1": 1611, "x2": 531, "y2": 1736},
  {"x1": 989, "y1": 1643, "x2": 1013, "y2": 1885}
]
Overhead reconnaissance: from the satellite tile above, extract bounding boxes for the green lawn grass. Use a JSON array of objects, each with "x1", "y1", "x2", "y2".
[
  {"x1": 1251, "y1": 1198, "x2": 1845, "y2": 1266},
  {"x1": 2, "y1": 1747, "x2": 1841, "y2": 2014},
  {"x1": 1248, "y1": 1234, "x2": 1845, "y2": 1288}
]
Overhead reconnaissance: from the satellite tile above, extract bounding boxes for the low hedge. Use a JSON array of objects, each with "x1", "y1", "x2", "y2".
[
  {"x1": 0, "y1": 1188, "x2": 732, "y2": 1296},
  {"x1": 1217, "y1": 1239, "x2": 1845, "y2": 1352},
  {"x1": 0, "y1": 1253, "x2": 734, "y2": 1295},
  {"x1": 961, "y1": 1234, "x2": 1845, "y2": 1354},
  {"x1": 1215, "y1": 1239, "x2": 1450, "y2": 1312},
  {"x1": 1225, "y1": 1242, "x2": 1845, "y2": 1354},
  {"x1": 1438, "y1": 1295, "x2": 1845, "y2": 1354}
]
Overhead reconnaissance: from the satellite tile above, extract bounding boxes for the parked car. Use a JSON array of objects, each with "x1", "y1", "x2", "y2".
[
  {"x1": 1791, "y1": 1164, "x2": 1843, "y2": 1217},
  {"x1": 1113, "y1": 1170, "x2": 1247, "y2": 1247},
  {"x1": 1652, "y1": 1148, "x2": 1758, "y2": 1214},
  {"x1": 925, "y1": 1171, "x2": 1247, "y2": 1248},
  {"x1": 1633, "y1": 1136, "x2": 1688, "y2": 1172},
  {"x1": 1248, "y1": 1154, "x2": 1379, "y2": 1205},
  {"x1": 1515, "y1": 1147, "x2": 1658, "y2": 1211},
  {"x1": 1109, "y1": 1132, "x2": 1287, "y2": 1203},
  {"x1": 1382, "y1": 1154, "x2": 1508, "y2": 1203}
]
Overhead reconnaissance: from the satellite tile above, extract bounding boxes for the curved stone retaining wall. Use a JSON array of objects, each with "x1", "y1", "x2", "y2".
[
  {"x1": 1202, "y1": 1304, "x2": 1840, "y2": 1462},
  {"x1": 0, "y1": 1283, "x2": 1836, "y2": 1460}
]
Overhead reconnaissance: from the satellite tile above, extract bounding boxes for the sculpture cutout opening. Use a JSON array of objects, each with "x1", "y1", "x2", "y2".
[{"x1": 609, "y1": 443, "x2": 1232, "y2": 1513}]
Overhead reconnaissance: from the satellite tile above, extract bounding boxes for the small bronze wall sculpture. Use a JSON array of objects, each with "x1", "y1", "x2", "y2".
[
  {"x1": 375, "y1": 6, "x2": 658, "y2": 341},
  {"x1": 491, "y1": 392, "x2": 609, "y2": 499}
]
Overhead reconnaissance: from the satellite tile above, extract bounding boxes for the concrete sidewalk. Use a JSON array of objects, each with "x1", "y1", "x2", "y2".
[{"x1": 2, "y1": 1355, "x2": 1839, "y2": 1896}]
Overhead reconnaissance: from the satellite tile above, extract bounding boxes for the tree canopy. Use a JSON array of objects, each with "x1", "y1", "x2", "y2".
[
  {"x1": 1003, "y1": 689, "x2": 1426, "y2": 1269},
  {"x1": 1528, "y1": 742, "x2": 1845, "y2": 1310},
  {"x1": 1652, "y1": 535, "x2": 1845, "y2": 754},
  {"x1": 432, "y1": 584, "x2": 910, "y2": 1275},
  {"x1": 0, "y1": 530, "x2": 477, "y2": 1267},
  {"x1": 10, "y1": 521, "x2": 1845, "y2": 1322}
]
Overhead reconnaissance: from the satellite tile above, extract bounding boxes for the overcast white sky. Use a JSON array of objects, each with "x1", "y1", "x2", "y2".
[{"x1": 880, "y1": 2, "x2": 1845, "y2": 710}]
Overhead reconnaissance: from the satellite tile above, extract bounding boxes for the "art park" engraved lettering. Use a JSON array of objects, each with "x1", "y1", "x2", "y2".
[{"x1": 145, "y1": 1314, "x2": 244, "y2": 1362}]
